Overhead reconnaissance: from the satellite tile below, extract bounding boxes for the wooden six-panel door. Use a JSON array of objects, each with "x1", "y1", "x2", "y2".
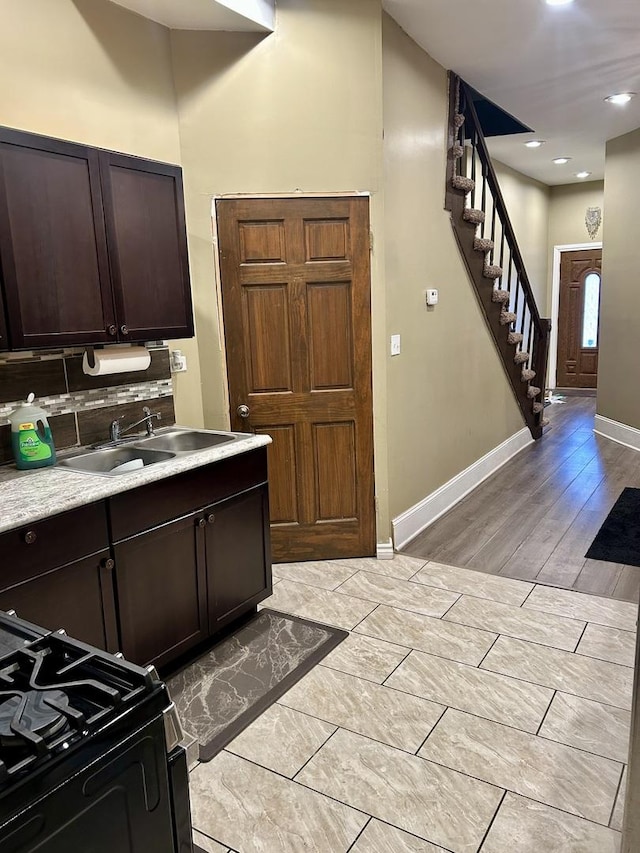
[
  {"x1": 557, "y1": 248, "x2": 602, "y2": 388},
  {"x1": 217, "y1": 196, "x2": 375, "y2": 562}
]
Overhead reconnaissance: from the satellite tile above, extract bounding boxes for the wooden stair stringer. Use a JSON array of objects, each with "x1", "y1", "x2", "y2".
[{"x1": 447, "y1": 192, "x2": 542, "y2": 439}]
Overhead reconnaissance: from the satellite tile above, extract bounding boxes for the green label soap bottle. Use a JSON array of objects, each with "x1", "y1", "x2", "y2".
[{"x1": 9, "y1": 393, "x2": 57, "y2": 470}]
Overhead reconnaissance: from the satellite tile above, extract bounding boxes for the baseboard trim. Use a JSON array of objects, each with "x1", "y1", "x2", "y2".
[
  {"x1": 594, "y1": 414, "x2": 640, "y2": 453},
  {"x1": 392, "y1": 427, "x2": 533, "y2": 550},
  {"x1": 555, "y1": 387, "x2": 597, "y2": 397},
  {"x1": 376, "y1": 539, "x2": 394, "y2": 560}
]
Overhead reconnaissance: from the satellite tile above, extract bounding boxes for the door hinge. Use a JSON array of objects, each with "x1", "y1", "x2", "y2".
[{"x1": 369, "y1": 230, "x2": 374, "y2": 252}]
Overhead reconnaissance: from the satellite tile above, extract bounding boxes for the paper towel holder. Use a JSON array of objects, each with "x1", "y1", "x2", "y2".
[
  {"x1": 81, "y1": 344, "x2": 151, "y2": 377},
  {"x1": 84, "y1": 346, "x2": 97, "y2": 371}
]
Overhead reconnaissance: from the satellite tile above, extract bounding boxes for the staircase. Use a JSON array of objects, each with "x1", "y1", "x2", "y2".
[{"x1": 446, "y1": 73, "x2": 551, "y2": 440}]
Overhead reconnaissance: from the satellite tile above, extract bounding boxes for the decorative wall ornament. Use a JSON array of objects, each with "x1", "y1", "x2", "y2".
[{"x1": 585, "y1": 206, "x2": 602, "y2": 240}]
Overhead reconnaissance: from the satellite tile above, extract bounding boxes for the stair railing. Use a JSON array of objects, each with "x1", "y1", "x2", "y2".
[{"x1": 446, "y1": 73, "x2": 551, "y2": 439}]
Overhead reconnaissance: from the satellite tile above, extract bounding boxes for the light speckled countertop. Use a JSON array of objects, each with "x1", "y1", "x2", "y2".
[{"x1": 0, "y1": 430, "x2": 271, "y2": 534}]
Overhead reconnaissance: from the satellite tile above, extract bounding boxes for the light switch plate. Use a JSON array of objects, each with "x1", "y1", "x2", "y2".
[
  {"x1": 426, "y1": 289, "x2": 439, "y2": 306},
  {"x1": 390, "y1": 334, "x2": 401, "y2": 356}
]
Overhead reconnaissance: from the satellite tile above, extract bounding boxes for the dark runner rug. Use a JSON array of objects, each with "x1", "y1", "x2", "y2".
[
  {"x1": 585, "y1": 487, "x2": 640, "y2": 568},
  {"x1": 167, "y1": 608, "x2": 347, "y2": 761}
]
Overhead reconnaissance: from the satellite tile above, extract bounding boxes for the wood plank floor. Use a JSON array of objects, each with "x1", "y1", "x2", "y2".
[{"x1": 401, "y1": 396, "x2": 640, "y2": 602}]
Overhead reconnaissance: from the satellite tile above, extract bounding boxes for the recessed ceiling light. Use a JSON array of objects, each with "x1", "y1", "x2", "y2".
[
  {"x1": 604, "y1": 92, "x2": 636, "y2": 105},
  {"x1": 525, "y1": 140, "x2": 545, "y2": 148},
  {"x1": 553, "y1": 157, "x2": 572, "y2": 165},
  {"x1": 545, "y1": 0, "x2": 574, "y2": 6},
  {"x1": 575, "y1": 171, "x2": 592, "y2": 179}
]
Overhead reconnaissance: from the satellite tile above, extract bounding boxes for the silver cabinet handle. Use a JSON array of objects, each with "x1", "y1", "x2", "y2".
[{"x1": 237, "y1": 405, "x2": 250, "y2": 418}]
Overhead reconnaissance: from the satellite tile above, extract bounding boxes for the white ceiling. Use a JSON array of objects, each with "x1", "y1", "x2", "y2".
[
  {"x1": 383, "y1": 0, "x2": 640, "y2": 186},
  {"x1": 108, "y1": 0, "x2": 275, "y2": 32}
]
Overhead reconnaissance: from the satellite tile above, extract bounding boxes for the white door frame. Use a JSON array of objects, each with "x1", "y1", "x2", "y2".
[{"x1": 549, "y1": 241, "x2": 602, "y2": 390}]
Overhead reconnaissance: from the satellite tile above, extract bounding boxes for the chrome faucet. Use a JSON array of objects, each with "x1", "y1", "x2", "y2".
[{"x1": 109, "y1": 406, "x2": 162, "y2": 443}]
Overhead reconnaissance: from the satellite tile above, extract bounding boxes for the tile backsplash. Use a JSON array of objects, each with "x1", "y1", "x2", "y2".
[{"x1": 0, "y1": 346, "x2": 175, "y2": 464}]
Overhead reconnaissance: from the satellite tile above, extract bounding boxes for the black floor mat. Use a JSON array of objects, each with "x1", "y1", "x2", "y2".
[
  {"x1": 585, "y1": 487, "x2": 640, "y2": 568},
  {"x1": 167, "y1": 608, "x2": 346, "y2": 761}
]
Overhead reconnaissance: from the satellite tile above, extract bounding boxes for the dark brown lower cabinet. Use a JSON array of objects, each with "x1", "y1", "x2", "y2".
[
  {"x1": 206, "y1": 486, "x2": 271, "y2": 632},
  {"x1": 0, "y1": 450, "x2": 272, "y2": 670},
  {"x1": 112, "y1": 513, "x2": 208, "y2": 669},
  {"x1": 112, "y1": 484, "x2": 272, "y2": 668},
  {"x1": 0, "y1": 550, "x2": 118, "y2": 651}
]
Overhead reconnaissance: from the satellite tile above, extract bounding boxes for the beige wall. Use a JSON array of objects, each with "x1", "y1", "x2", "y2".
[
  {"x1": 549, "y1": 181, "x2": 605, "y2": 249},
  {"x1": 494, "y1": 161, "x2": 550, "y2": 309},
  {"x1": 169, "y1": 0, "x2": 390, "y2": 533},
  {"x1": 1, "y1": 0, "x2": 180, "y2": 161},
  {"x1": 0, "y1": 0, "x2": 205, "y2": 427},
  {"x1": 382, "y1": 15, "x2": 524, "y2": 521},
  {"x1": 597, "y1": 129, "x2": 640, "y2": 429}
]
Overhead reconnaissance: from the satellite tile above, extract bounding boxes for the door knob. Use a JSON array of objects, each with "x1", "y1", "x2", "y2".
[{"x1": 237, "y1": 405, "x2": 250, "y2": 418}]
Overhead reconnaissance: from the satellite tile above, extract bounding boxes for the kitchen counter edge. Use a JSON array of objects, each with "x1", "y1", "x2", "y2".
[{"x1": 0, "y1": 432, "x2": 272, "y2": 533}]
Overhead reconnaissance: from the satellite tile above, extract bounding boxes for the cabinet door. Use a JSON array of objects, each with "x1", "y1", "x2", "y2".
[
  {"x1": 206, "y1": 486, "x2": 272, "y2": 632},
  {"x1": 0, "y1": 289, "x2": 7, "y2": 351},
  {"x1": 0, "y1": 550, "x2": 118, "y2": 652},
  {"x1": 0, "y1": 127, "x2": 116, "y2": 348},
  {"x1": 99, "y1": 152, "x2": 194, "y2": 342},
  {"x1": 113, "y1": 513, "x2": 208, "y2": 667}
]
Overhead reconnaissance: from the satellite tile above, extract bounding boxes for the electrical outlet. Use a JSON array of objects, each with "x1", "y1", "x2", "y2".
[
  {"x1": 170, "y1": 350, "x2": 188, "y2": 373},
  {"x1": 390, "y1": 334, "x2": 401, "y2": 356},
  {"x1": 426, "y1": 289, "x2": 439, "y2": 306}
]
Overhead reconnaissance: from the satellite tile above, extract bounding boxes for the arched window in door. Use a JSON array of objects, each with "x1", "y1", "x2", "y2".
[{"x1": 581, "y1": 272, "x2": 601, "y2": 349}]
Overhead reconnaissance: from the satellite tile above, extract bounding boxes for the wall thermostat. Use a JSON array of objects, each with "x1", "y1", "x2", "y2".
[{"x1": 426, "y1": 289, "x2": 439, "y2": 306}]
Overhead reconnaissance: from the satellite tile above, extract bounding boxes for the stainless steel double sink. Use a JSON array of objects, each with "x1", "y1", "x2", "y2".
[{"x1": 57, "y1": 427, "x2": 242, "y2": 477}]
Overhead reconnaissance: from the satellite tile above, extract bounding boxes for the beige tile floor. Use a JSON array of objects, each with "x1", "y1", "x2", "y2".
[{"x1": 189, "y1": 555, "x2": 637, "y2": 853}]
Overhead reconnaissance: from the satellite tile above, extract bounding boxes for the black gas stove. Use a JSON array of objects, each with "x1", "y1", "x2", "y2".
[{"x1": 0, "y1": 610, "x2": 193, "y2": 853}]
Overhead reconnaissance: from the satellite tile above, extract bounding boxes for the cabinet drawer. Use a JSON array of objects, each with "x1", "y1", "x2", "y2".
[
  {"x1": 0, "y1": 502, "x2": 109, "y2": 589},
  {"x1": 109, "y1": 447, "x2": 268, "y2": 541}
]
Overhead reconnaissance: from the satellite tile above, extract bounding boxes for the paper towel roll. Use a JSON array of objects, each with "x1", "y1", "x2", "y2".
[{"x1": 82, "y1": 346, "x2": 151, "y2": 377}]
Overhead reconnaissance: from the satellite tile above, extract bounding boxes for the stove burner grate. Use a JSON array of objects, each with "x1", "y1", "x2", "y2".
[
  {"x1": 0, "y1": 689, "x2": 70, "y2": 748},
  {"x1": 0, "y1": 634, "x2": 156, "y2": 783}
]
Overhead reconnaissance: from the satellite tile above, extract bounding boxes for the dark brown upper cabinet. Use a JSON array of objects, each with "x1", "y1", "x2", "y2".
[
  {"x1": 0, "y1": 286, "x2": 7, "y2": 351},
  {"x1": 0, "y1": 127, "x2": 194, "y2": 350},
  {"x1": 98, "y1": 152, "x2": 193, "y2": 342},
  {"x1": 0, "y1": 128, "x2": 115, "y2": 349}
]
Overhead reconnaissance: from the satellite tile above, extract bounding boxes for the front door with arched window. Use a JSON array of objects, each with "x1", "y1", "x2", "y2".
[{"x1": 557, "y1": 248, "x2": 602, "y2": 388}]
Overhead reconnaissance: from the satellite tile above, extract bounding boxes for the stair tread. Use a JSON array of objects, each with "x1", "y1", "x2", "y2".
[
  {"x1": 474, "y1": 238, "x2": 494, "y2": 253},
  {"x1": 463, "y1": 208, "x2": 486, "y2": 225},
  {"x1": 452, "y1": 175, "x2": 475, "y2": 193},
  {"x1": 484, "y1": 264, "x2": 503, "y2": 279}
]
